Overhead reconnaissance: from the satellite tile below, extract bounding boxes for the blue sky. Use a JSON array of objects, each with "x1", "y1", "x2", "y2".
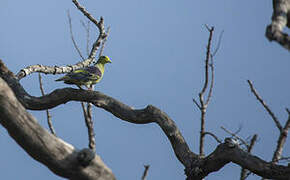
[{"x1": 0, "y1": 0, "x2": 289, "y2": 180}]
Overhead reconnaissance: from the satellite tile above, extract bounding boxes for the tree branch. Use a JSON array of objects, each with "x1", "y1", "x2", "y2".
[
  {"x1": 67, "y1": 10, "x2": 85, "y2": 60},
  {"x1": 0, "y1": 59, "x2": 197, "y2": 168},
  {"x1": 221, "y1": 126, "x2": 250, "y2": 149},
  {"x1": 247, "y1": 80, "x2": 283, "y2": 132},
  {"x1": 16, "y1": 0, "x2": 106, "y2": 80},
  {"x1": 196, "y1": 26, "x2": 215, "y2": 157},
  {"x1": 38, "y1": 73, "x2": 56, "y2": 135},
  {"x1": 72, "y1": 0, "x2": 106, "y2": 59},
  {"x1": 80, "y1": 20, "x2": 91, "y2": 56},
  {"x1": 272, "y1": 109, "x2": 290, "y2": 163},
  {"x1": 1, "y1": 60, "x2": 290, "y2": 179},
  {"x1": 240, "y1": 134, "x2": 258, "y2": 180},
  {"x1": 266, "y1": 0, "x2": 290, "y2": 50},
  {"x1": 85, "y1": 102, "x2": 96, "y2": 151},
  {"x1": 203, "y1": 131, "x2": 222, "y2": 143},
  {"x1": 186, "y1": 141, "x2": 290, "y2": 180},
  {"x1": 141, "y1": 165, "x2": 150, "y2": 180},
  {"x1": 0, "y1": 77, "x2": 115, "y2": 180},
  {"x1": 68, "y1": 6, "x2": 96, "y2": 151},
  {"x1": 98, "y1": 26, "x2": 111, "y2": 57}
]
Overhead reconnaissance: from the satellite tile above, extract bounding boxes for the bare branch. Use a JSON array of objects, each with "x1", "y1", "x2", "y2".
[
  {"x1": 248, "y1": 134, "x2": 258, "y2": 153},
  {"x1": 72, "y1": 0, "x2": 101, "y2": 31},
  {"x1": 248, "y1": 81, "x2": 289, "y2": 180},
  {"x1": 80, "y1": 20, "x2": 91, "y2": 56},
  {"x1": 212, "y1": 30, "x2": 224, "y2": 57},
  {"x1": 38, "y1": 73, "x2": 56, "y2": 135},
  {"x1": 203, "y1": 131, "x2": 222, "y2": 143},
  {"x1": 67, "y1": 10, "x2": 85, "y2": 60},
  {"x1": 2, "y1": 60, "x2": 290, "y2": 179},
  {"x1": 16, "y1": 0, "x2": 106, "y2": 80},
  {"x1": 141, "y1": 165, "x2": 150, "y2": 180},
  {"x1": 80, "y1": 102, "x2": 96, "y2": 151},
  {"x1": 240, "y1": 134, "x2": 258, "y2": 180},
  {"x1": 221, "y1": 126, "x2": 250, "y2": 149},
  {"x1": 68, "y1": 8, "x2": 96, "y2": 150},
  {"x1": 192, "y1": 98, "x2": 201, "y2": 110},
  {"x1": 206, "y1": 30, "x2": 225, "y2": 108},
  {"x1": 197, "y1": 26, "x2": 215, "y2": 157},
  {"x1": 85, "y1": 102, "x2": 95, "y2": 151},
  {"x1": 0, "y1": 77, "x2": 115, "y2": 180},
  {"x1": 81, "y1": 102, "x2": 88, "y2": 119},
  {"x1": 271, "y1": 110, "x2": 290, "y2": 163},
  {"x1": 71, "y1": 0, "x2": 106, "y2": 59},
  {"x1": 205, "y1": 56, "x2": 214, "y2": 106},
  {"x1": 265, "y1": 0, "x2": 290, "y2": 51},
  {"x1": 200, "y1": 26, "x2": 214, "y2": 99},
  {"x1": 186, "y1": 141, "x2": 290, "y2": 180},
  {"x1": 247, "y1": 80, "x2": 283, "y2": 132},
  {"x1": 1, "y1": 60, "x2": 197, "y2": 168},
  {"x1": 98, "y1": 26, "x2": 111, "y2": 57},
  {"x1": 80, "y1": 27, "x2": 112, "y2": 150}
]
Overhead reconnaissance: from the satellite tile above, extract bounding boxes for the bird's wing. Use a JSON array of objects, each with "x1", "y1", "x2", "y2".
[
  {"x1": 67, "y1": 66, "x2": 102, "y2": 81},
  {"x1": 85, "y1": 66, "x2": 102, "y2": 78},
  {"x1": 65, "y1": 69, "x2": 93, "y2": 83}
]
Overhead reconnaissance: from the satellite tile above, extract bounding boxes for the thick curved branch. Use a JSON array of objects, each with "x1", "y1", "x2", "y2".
[
  {"x1": 0, "y1": 60, "x2": 197, "y2": 168},
  {"x1": 187, "y1": 142, "x2": 290, "y2": 180},
  {"x1": 1, "y1": 60, "x2": 290, "y2": 179},
  {"x1": 0, "y1": 78, "x2": 115, "y2": 180}
]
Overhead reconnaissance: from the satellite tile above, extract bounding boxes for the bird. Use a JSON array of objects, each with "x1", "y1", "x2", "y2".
[{"x1": 55, "y1": 56, "x2": 111, "y2": 90}]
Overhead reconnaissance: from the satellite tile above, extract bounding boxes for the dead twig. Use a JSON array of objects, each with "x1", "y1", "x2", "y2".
[
  {"x1": 247, "y1": 80, "x2": 282, "y2": 132},
  {"x1": 212, "y1": 30, "x2": 224, "y2": 57},
  {"x1": 221, "y1": 126, "x2": 249, "y2": 148},
  {"x1": 205, "y1": 56, "x2": 214, "y2": 106},
  {"x1": 240, "y1": 134, "x2": 258, "y2": 180},
  {"x1": 67, "y1": 10, "x2": 85, "y2": 60},
  {"x1": 203, "y1": 131, "x2": 222, "y2": 143},
  {"x1": 271, "y1": 109, "x2": 290, "y2": 163},
  {"x1": 80, "y1": 20, "x2": 91, "y2": 56},
  {"x1": 38, "y1": 73, "x2": 56, "y2": 135},
  {"x1": 16, "y1": 0, "x2": 106, "y2": 80},
  {"x1": 193, "y1": 25, "x2": 215, "y2": 157},
  {"x1": 248, "y1": 81, "x2": 290, "y2": 180},
  {"x1": 98, "y1": 26, "x2": 111, "y2": 57},
  {"x1": 72, "y1": 0, "x2": 106, "y2": 59},
  {"x1": 141, "y1": 165, "x2": 150, "y2": 180}
]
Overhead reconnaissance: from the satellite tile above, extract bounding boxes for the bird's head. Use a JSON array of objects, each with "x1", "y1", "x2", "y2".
[{"x1": 97, "y1": 56, "x2": 112, "y2": 64}]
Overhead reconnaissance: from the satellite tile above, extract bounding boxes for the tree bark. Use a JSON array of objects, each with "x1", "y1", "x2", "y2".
[
  {"x1": 0, "y1": 77, "x2": 115, "y2": 180},
  {"x1": 1, "y1": 60, "x2": 290, "y2": 179}
]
